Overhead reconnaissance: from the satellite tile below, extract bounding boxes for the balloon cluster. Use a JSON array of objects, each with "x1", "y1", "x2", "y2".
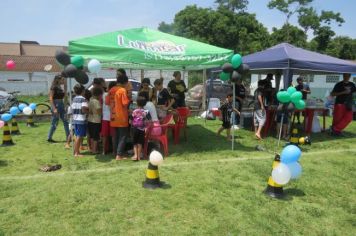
[
  {"x1": 276, "y1": 87, "x2": 305, "y2": 110},
  {"x1": 219, "y1": 54, "x2": 250, "y2": 82},
  {"x1": 272, "y1": 145, "x2": 303, "y2": 185},
  {"x1": 0, "y1": 103, "x2": 37, "y2": 127},
  {"x1": 55, "y1": 50, "x2": 102, "y2": 85}
]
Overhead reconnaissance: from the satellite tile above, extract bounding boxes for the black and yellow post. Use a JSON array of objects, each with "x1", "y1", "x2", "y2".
[
  {"x1": 264, "y1": 154, "x2": 284, "y2": 199},
  {"x1": 26, "y1": 115, "x2": 35, "y2": 127},
  {"x1": 1, "y1": 122, "x2": 15, "y2": 146},
  {"x1": 11, "y1": 117, "x2": 21, "y2": 135},
  {"x1": 289, "y1": 128, "x2": 299, "y2": 145},
  {"x1": 298, "y1": 136, "x2": 311, "y2": 145},
  {"x1": 143, "y1": 162, "x2": 162, "y2": 189}
]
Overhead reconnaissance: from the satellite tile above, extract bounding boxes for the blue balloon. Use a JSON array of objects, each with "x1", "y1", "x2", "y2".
[
  {"x1": 287, "y1": 162, "x2": 302, "y2": 179},
  {"x1": 281, "y1": 145, "x2": 302, "y2": 164},
  {"x1": 10, "y1": 106, "x2": 20, "y2": 116},
  {"x1": 18, "y1": 103, "x2": 27, "y2": 111},
  {"x1": 29, "y1": 103, "x2": 37, "y2": 110},
  {"x1": 1, "y1": 113, "x2": 13, "y2": 122}
]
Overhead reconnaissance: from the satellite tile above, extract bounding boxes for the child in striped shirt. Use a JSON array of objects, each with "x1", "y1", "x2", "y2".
[{"x1": 72, "y1": 84, "x2": 89, "y2": 157}]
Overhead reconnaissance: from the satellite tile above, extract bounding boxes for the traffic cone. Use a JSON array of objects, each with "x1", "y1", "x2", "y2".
[
  {"x1": 299, "y1": 136, "x2": 311, "y2": 145},
  {"x1": 1, "y1": 122, "x2": 15, "y2": 146},
  {"x1": 264, "y1": 154, "x2": 284, "y2": 199},
  {"x1": 289, "y1": 128, "x2": 299, "y2": 145},
  {"x1": 26, "y1": 115, "x2": 35, "y2": 127},
  {"x1": 11, "y1": 117, "x2": 21, "y2": 135},
  {"x1": 143, "y1": 162, "x2": 163, "y2": 189}
]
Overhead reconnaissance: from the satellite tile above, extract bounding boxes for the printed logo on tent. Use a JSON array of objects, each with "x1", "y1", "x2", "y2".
[{"x1": 117, "y1": 35, "x2": 186, "y2": 55}]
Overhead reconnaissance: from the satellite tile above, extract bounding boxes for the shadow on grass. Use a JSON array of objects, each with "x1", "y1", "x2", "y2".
[
  {"x1": 0, "y1": 160, "x2": 8, "y2": 167},
  {"x1": 169, "y1": 124, "x2": 257, "y2": 155},
  {"x1": 284, "y1": 188, "x2": 306, "y2": 197}
]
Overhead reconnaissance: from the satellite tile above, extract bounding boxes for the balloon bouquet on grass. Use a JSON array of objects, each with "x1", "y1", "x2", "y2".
[
  {"x1": 0, "y1": 103, "x2": 37, "y2": 146},
  {"x1": 218, "y1": 53, "x2": 250, "y2": 150}
]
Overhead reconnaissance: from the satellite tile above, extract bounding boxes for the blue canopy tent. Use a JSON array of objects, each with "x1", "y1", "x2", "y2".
[{"x1": 242, "y1": 43, "x2": 356, "y2": 88}]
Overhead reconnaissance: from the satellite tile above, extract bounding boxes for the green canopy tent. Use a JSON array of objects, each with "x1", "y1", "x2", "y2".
[{"x1": 68, "y1": 27, "x2": 233, "y2": 70}]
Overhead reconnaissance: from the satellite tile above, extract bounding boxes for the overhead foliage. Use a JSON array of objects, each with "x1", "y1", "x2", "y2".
[
  {"x1": 158, "y1": 5, "x2": 270, "y2": 55},
  {"x1": 214, "y1": 0, "x2": 249, "y2": 12}
]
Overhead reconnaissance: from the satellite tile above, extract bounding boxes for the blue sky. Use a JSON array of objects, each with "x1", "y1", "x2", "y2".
[{"x1": 0, "y1": 0, "x2": 355, "y2": 45}]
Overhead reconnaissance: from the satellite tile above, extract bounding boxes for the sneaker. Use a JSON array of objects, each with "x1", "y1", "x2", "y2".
[{"x1": 47, "y1": 139, "x2": 57, "y2": 143}]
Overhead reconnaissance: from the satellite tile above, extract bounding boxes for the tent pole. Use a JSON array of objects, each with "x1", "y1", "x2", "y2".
[
  {"x1": 202, "y1": 69, "x2": 207, "y2": 124},
  {"x1": 232, "y1": 82, "x2": 236, "y2": 151},
  {"x1": 140, "y1": 69, "x2": 144, "y2": 81}
]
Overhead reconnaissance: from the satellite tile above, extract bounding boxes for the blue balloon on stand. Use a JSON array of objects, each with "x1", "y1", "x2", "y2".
[
  {"x1": 1, "y1": 113, "x2": 13, "y2": 122},
  {"x1": 287, "y1": 162, "x2": 302, "y2": 179},
  {"x1": 29, "y1": 103, "x2": 37, "y2": 110},
  {"x1": 281, "y1": 145, "x2": 302, "y2": 164},
  {"x1": 18, "y1": 103, "x2": 27, "y2": 111},
  {"x1": 10, "y1": 106, "x2": 20, "y2": 116}
]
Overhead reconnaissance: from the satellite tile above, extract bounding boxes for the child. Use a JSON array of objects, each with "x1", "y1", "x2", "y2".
[
  {"x1": 101, "y1": 81, "x2": 116, "y2": 155},
  {"x1": 254, "y1": 80, "x2": 266, "y2": 140},
  {"x1": 88, "y1": 87, "x2": 103, "y2": 154},
  {"x1": 217, "y1": 94, "x2": 240, "y2": 140},
  {"x1": 72, "y1": 84, "x2": 89, "y2": 157},
  {"x1": 131, "y1": 96, "x2": 150, "y2": 161}
]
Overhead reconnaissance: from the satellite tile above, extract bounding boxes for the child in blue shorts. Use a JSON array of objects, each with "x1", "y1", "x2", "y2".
[{"x1": 71, "y1": 84, "x2": 89, "y2": 157}]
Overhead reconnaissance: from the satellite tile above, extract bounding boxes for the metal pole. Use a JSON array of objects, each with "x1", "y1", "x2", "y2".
[
  {"x1": 232, "y1": 82, "x2": 236, "y2": 151},
  {"x1": 277, "y1": 113, "x2": 284, "y2": 147},
  {"x1": 68, "y1": 77, "x2": 74, "y2": 154}
]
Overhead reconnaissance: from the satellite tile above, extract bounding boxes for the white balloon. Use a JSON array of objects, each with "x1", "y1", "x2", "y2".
[
  {"x1": 88, "y1": 59, "x2": 101, "y2": 73},
  {"x1": 23, "y1": 106, "x2": 33, "y2": 115},
  {"x1": 272, "y1": 163, "x2": 291, "y2": 185},
  {"x1": 149, "y1": 150, "x2": 163, "y2": 166}
]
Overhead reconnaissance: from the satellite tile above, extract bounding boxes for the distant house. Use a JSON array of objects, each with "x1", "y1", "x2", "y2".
[{"x1": 0, "y1": 41, "x2": 66, "y2": 95}]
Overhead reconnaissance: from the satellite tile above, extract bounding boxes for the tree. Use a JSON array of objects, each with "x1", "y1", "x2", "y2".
[
  {"x1": 271, "y1": 24, "x2": 307, "y2": 47},
  {"x1": 325, "y1": 36, "x2": 356, "y2": 60},
  {"x1": 169, "y1": 5, "x2": 270, "y2": 55},
  {"x1": 215, "y1": 0, "x2": 249, "y2": 12},
  {"x1": 158, "y1": 21, "x2": 174, "y2": 34},
  {"x1": 267, "y1": 0, "x2": 313, "y2": 42}
]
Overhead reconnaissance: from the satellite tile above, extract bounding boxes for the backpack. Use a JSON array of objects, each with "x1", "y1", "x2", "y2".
[{"x1": 132, "y1": 109, "x2": 146, "y2": 128}]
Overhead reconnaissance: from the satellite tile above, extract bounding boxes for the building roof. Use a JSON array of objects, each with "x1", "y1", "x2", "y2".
[{"x1": 0, "y1": 41, "x2": 67, "y2": 72}]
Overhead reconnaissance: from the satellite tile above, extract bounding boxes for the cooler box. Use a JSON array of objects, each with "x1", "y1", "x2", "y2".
[{"x1": 240, "y1": 111, "x2": 253, "y2": 129}]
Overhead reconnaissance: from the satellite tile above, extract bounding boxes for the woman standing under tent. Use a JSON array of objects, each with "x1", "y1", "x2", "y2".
[
  {"x1": 47, "y1": 75, "x2": 70, "y2": 143},
  {"x1": 168, "y1": 71, "x2": 187, "y2": 108}
]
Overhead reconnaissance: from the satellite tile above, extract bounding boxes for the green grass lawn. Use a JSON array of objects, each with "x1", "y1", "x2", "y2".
[{"x1": 0, "y1": 117, "x2": 355, "y2": 235}]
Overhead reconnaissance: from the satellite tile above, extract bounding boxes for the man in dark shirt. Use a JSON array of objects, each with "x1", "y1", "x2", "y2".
[
  {"x1": 295, "y1": 77, "x2": 311, "y2": 100},
  {"x1": 233, "y1": 78, "x2": 246, "y2": 128},
  {"x1": 168, "y1": 71, "x2": 187, "y2": 108},
  {"x1": 153, "y1": 79, "x2": 174, "y2": 119},
  {"x1": 294, "y1": 77, "x2": 311, "y2": 123},
  {"x1": 260, "y1": 73, "x2": 274, "y2": 107},
  {"x1": 330, "y1": 73, "x2": 356, "y2": 135}
]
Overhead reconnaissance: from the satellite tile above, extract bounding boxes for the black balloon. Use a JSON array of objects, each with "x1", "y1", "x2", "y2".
[
  {"x1": 222, "y1": 63, "x2": 233, "y2": 73},
  {"x1": 230, "y1": 71, "x2": 242, "y2": 82},
  {"x1": 55, "y1": 50, "x2": 71, "y2": 66},
  {"x1": 237, "y1": 63, "x2": 250, "y2": 75},
  {"x1": 74, "y1": 70, "x2": 89, "y2": 84},
  {"x1": 63, "y1": 64, "x2": 78, "y2": 78}
]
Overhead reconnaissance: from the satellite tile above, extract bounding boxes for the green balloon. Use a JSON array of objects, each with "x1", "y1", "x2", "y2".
[
  {"x1": 291, "y1": 91, "x2": 302, "y2": 103},
  {"x1": 295, "y1": 99, "x2": 306, "y2": 110},
  {"x1": 70, "y1": 56, "x2": 84, "y2": 68},
  {"x1": 220, "y1": 72, "x2": 230, "y2": 81},
  {"x1": 277, "y1": 91, "x2": 291, "y2": 103},
  {"x1": 287, "y1": 86, "x2": 297, "y2": 95},
  {"x1": 231, "y1": 54, "x2": 242, "y2": 69}
]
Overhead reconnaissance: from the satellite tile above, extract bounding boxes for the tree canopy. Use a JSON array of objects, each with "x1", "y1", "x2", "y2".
[{"x1": 158, "y1": 0, "x2": 353, "y2": 59}]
